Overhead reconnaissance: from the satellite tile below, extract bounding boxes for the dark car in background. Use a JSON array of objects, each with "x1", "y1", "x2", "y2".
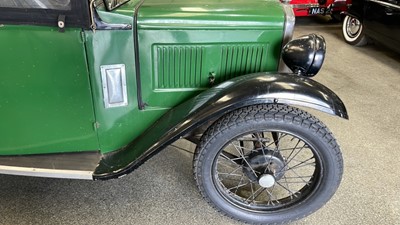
[{"x1": 342, "y1": 0, "x2": 400, "y2": 52}]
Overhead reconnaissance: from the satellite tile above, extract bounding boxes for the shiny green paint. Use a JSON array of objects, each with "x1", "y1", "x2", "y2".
[
  {"x1": 138, "y1": 30, "x2": 283, "y2": 108},
  {"x1": 85, "y1": 10, "x2": 168, "y2": 153},
  {"x1": 137, "y1": 0, "x2": 284, "y2": 30},
  {"x1": 0, "y1": 0, "x2": 287, "y2": 156},
  {"x1": 87, "y1": 1, "x2": 285, "y2": 153},
  {"x1": 136, "y1": 0, "x2": 285, "y2": 108},
  {"x1": 115, "y1": 0, "x2": 284, "y2": 30},
  {"x1": 0, "y1": 25, "x2": 98, "y2": 155}
]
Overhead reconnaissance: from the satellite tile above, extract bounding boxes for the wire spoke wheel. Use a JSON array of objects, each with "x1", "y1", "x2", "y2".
[
  {"x1": 193, "y1": 104, "x2": 343, "y2": 224},
  {"x1": 215, "y1": 131, "x2": 319, "y2": 211}
]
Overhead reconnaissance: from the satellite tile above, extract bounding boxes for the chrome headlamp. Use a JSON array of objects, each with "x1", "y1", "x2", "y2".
[{"x1": 282, "y1": 34, "x2": 326, "y2": 77}]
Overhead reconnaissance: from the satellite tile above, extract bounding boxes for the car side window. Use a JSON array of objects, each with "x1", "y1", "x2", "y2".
[
  {"x1": 0, "y1": 0, "x2": 71, "y2": 10},
  {"x1": 0, "y1": 0, "x2": 90, "y2": 28}
]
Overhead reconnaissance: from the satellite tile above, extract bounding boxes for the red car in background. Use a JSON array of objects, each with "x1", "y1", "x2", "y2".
[{"x1": 282, "y1": 0, "x2": 351, "y2": 20}]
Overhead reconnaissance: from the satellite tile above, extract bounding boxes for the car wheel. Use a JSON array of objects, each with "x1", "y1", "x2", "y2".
[
  {"x1": 342, "y1": 15, "x2": 368, "y2": 46},
  {"x1": 193, "y1": 104, "x2": 343, "y2": 224}
]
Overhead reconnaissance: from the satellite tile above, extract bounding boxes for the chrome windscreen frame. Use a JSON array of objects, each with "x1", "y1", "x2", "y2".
[{"x1": 278, "y1": 4, "x2": 296, "y2": 73}]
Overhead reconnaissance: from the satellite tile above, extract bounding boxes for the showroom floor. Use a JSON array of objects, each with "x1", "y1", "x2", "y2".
[{"x1": 1, "y1": 17, "x2": 400, "y2": 225}]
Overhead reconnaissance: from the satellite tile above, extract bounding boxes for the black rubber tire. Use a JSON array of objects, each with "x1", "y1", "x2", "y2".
[
  {"x1": 342, "y1": 15, "x2": 368, "y2": 46},
  {"x1": 193, "y1": 104, "x2": 343, "y2": 224}
]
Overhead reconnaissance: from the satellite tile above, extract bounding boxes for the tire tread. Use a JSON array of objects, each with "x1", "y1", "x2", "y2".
[{"x1": 193, "y1": 104, "x2": 343, "y2": 224}]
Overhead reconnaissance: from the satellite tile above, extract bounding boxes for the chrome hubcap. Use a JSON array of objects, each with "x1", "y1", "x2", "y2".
[
  {"x1": 258, "y1": 174, "x2": 275, "y2": 188},
  {"x1": 347, "y1": 18, "x2": 361, "y2": 37}
]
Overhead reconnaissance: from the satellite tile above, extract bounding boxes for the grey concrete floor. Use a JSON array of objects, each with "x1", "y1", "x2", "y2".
[{"x1": 1, "y1": 16, "x2": 400, "y2": 225}]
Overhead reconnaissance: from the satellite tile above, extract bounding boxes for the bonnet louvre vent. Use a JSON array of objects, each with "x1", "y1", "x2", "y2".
[
  {"x1": 154, "y1": 43, "x2": 268, "y2": 89},
  {"x1": 218, "y1": 44, "x2": 268, "y2": 82},
  {"x1": 155, "y1": 45, "x2": 205, "y2": 89}
]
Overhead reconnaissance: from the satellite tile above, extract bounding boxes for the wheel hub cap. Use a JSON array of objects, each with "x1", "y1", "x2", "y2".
[
  {"x1": 259, "y1": 174, "x2": 275, "y2": 188},
  {"x1": 348, "y1": 18, "x2": 361, "y2": 36},
  {"x1": 243, "y1": 150, "x2": 286, "y2": 184}
]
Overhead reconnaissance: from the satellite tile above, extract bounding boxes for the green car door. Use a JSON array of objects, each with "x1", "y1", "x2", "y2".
[{"x1": 0, "y1": 1, "x2": 99, "y2": 155}]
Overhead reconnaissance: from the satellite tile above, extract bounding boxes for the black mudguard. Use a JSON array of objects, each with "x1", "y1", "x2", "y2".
[{"x1": 93, "y1": 73, "x2": 348, "y2": 180}]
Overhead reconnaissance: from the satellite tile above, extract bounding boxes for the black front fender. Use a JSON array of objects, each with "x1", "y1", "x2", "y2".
[
  {"x1": 94, "y1": 73, "x2": 348, "y2": 180},
  {"x1": 345, "y1": 1, "x2": 364, "y2": 20}
]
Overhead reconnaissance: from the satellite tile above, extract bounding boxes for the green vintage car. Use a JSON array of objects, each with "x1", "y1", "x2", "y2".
[{"x1": 0, "y1": 0, "x2": 348, "y2": 224}]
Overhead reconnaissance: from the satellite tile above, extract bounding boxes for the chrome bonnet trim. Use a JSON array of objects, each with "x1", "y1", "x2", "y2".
[
  {"x1": 279, "y1": 4, "x2": 296, "y2": 73},
  {"x1": 367, "y1": 0, "x2": 400, "y2": 10},
  {"x1": 291, "y1": 4, "x2": 321, "y2": 9},
  {"x1": 0, "y1": 165, "x2": 93, "y2": 180}
]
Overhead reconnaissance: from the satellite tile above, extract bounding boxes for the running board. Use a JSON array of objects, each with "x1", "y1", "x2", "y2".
[{"x1": 0, "y1": 151, "x2": 101, "y2": 180}]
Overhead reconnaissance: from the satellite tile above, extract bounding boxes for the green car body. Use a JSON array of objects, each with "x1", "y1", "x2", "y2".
[
  {"x1": 0, "y1": 0, "x2": 288, "y2": 156},
  {"x1": 0, "y1": 1, "x2": 348, "y2": 223}
]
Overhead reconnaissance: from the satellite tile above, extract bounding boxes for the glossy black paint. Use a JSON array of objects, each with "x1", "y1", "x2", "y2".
[
  {"x1": 348, "y1": 0, "x2": 400, "y2": 52},
  {"x1": 93, "y1": 73, "x2": 348, "y2": 180},
  {"x1": 282, "y1": 34, "x2": 326, "y2": 77}
]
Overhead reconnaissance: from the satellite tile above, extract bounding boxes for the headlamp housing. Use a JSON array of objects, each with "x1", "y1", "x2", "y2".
[{"x1": 282, "y1": 34, "x2": 326, "y2": 77}]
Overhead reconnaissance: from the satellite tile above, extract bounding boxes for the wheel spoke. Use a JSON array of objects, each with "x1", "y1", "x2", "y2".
[
  {"x1": 282, "y1": 175, "x2": 313, "y2": 179},
  {"x1": 265, "y1": 186, "x2": 280, "y2": 205},
  {"x1": 265, "y1": 132, "x2": 287, "y2": 167},
  {"x1": 234, "y1": 175, "x2": 246, "y2": 194},
  {"x1": 220, "y1": 151, "x2": 241, "y2": 164},
  {"x1": 280, "y1": 142, "x2": 307, "y2": 173},
  {"x1": 217, "y1": 164, "x2": 243, "y2": 182},
  {"x1": 263, "y1": 133, "x2": 288, "y2": 149},
  {"x1": 290, "y1": 168, "x2": 313, "y2": 186},
  {"x1": 231, "y1": 142, "x2": 258, "y2": 176},
  {"x1": 278, "y1": 181, "x2": 312, "y2": 184},
  {"x1": 227, "y1": 180, "x2": 250, "y2": 192},
  {"x1": 277, "y1": 146, "x2": 308, "y2": 151},
  {"x1": 276, "y1": 181, "x2": 299, "y2": 198},
  {"x1": 217, "y1": 157, "x2": 240, "y2": 169},
  {"x1": 284, "y1": 139, "x2": 302, "y2": 162},
  {"x1": 252, "y1": 133, "x2": 267, "y2": 150},
  {"x1": 283, "y1": 173, "x2": 292, "y2": 196},
  {"x1": 217, "y1": 172, "x2": 243, "y2": 177},
  {"x1": 286, "y1": 156, "x2": 315, "y2": 171},
  {"x1": 281, "y1": 171, "x2": 311, "y2": 186},
  {"x1": 245, "y1": 185, "x2": 265, "y2": 203}
]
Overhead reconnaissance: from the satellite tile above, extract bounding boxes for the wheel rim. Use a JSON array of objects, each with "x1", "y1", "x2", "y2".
[
  {"x1": 212, "y1": 131, "x2": 322, "y2": 212},
  {"x1": 346, "y1": 17, "x2": 362, "y2": 38}
]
